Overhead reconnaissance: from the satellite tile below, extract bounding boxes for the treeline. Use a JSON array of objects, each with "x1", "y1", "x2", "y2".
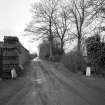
[
  {"x1": 25, "y1": 0, "x2": 105, "y2": 75},
  {"x1": 25, "y1": 0, "x2": 105, "y2": 58}
]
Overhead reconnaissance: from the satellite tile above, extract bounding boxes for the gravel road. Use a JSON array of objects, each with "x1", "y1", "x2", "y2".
[{"x1": 0, "y1": 58, "x2": 105, "y2": 105}]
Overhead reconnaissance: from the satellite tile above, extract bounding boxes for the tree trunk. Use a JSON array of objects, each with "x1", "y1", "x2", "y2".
[
  {"x1": 77, "y1": 38, "x2": 81, "y2": 53},
  {"x1": 49, "y1": 36, "x2": 53, "y2": 58},
  {"x1": 77, "y1": 37, "x2": 82, "y2": 71},
  {"x1": 49, "y1": 19, "x2": 53, "y2": 59},
  {"x1": 77, "y1": 31, "x2": 82, "y2": 54},
  {"x1": 61, "y1": 40, "x2": 64, "y2": 54}
]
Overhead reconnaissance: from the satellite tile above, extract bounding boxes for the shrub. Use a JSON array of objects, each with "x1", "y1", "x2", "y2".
[
  {"x1": 30, "y1": 53, "x2": 37, "y2": 59},
  {"x1": 51, "y1": 55, "x2": 61, "y2": 62},
  {"x1": 53, "y1": 47, "x2": 64, "y2": 56},
  {"x1": 61, "y1": 50, "x2": 86, "y2": 73},
  {"x1": 86, "y1": 34, "x2": 105, "y2": 75}
]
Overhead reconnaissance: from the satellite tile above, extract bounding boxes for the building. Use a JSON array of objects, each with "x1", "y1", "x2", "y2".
[
  {"x1": 18, "y1": 43, "x2": 30, "y2": 65},
  {"x1": 0, "y1": 36, "x2": 30, "y2": 79},
  {"x1": 0, "y1": 42, "x2": 3, "y2": 77}
]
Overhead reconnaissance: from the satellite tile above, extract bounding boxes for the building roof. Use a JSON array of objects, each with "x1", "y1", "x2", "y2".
[{"x1": 4, "y1": 36, "x2": 19, "y2": 42}]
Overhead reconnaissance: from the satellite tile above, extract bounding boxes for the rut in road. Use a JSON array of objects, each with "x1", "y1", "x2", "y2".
[
  {"x1": 39, "y1": 60, "x2": 105, "y2": 105},
  {"x1": 37, "y1": 61, "x2": 91, "y2": 105},
  {"x1": 1, "y1": 60, "x2": 105, "y2": 105}
]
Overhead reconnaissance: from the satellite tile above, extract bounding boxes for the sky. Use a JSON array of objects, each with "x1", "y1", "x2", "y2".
[
  {"x1": 0, "y1": 0, "x2": 78, "y2": 54},
  {"x1": 0, "y1": 0, "x2": 39, "y2": 53}
]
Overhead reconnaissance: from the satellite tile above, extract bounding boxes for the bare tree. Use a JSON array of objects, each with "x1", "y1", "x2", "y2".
[
  {"x1": 53, "y1": 4, "x2": 71, "y2": 54},
  {"x1": 66, "y1": 0, "x2": 105, "y2": 53},
  {"x1": 25, "y1": 0, "x2": 59, "y2": 58},
  {"x1": 90, "y1": 0, "x2": 105, "y2": 33},
  {"x1": 90, "y1": 0, "x2": 105, "y2": 19},
  {"x1": 25, "y1": 0, "x2": 105, "y2": 56},
  {"x1": 66, "y1": 0, "x2": 88, "y2": 53}
]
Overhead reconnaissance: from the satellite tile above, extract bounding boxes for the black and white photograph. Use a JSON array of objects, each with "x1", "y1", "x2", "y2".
[{"x1": 0, "y1": 0, "x2": 105, "y2": 105}]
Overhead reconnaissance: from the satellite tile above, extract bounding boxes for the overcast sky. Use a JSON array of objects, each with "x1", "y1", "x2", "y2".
[{"x1": 0, "y1": 0, "x2": 39, "y2": 53}]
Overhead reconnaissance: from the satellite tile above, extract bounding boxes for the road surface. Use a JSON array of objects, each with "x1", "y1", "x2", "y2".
[{"x1": 0, "y1": 58, "x2": 105, "y2": 105}]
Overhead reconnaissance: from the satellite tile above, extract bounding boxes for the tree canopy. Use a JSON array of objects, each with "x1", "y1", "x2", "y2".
[{"x1": 25, "y1": 0, "x2": 105, "y2": 56}]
